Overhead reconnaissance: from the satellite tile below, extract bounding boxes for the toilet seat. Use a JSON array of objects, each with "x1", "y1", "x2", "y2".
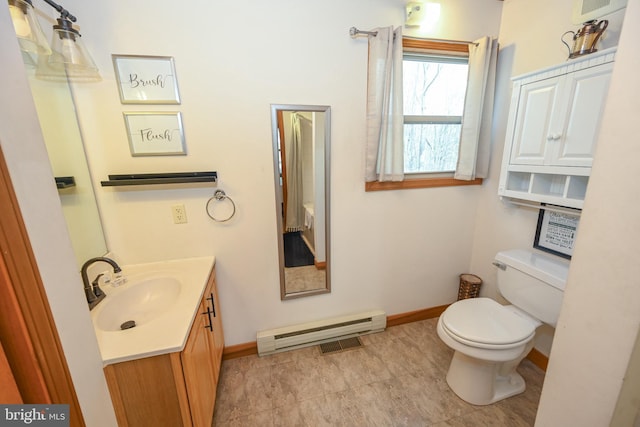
[{"x1": 440, "y1": 298, "x2": 537, "y2": 349}]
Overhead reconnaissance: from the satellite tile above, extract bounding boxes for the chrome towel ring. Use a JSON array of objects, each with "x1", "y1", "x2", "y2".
[{"x1": 206, "y1": 190, "x2": 236, "y2": 222}]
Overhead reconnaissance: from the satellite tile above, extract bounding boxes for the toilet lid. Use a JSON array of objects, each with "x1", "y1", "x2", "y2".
[{"x1": 441, "y1": 298, "x2": 536, "y2": 346}]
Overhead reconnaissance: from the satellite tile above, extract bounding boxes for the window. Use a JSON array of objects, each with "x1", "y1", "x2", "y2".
[
  {"x1": 403, "y1": 54, "x2": 468, "y2": 173},
  {"x1": 403, "y1": 41, "x2": 469, "y2": 175},
  {"x1": 366, "y1": 39, "x2": 481, "y2": 191}
]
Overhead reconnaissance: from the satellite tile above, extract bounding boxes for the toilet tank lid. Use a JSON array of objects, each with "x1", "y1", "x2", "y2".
[{"x1": 495, "y1": 249, "x2": 570, "y2": 291}]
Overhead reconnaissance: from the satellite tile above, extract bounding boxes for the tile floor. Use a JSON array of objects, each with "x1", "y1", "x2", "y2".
[{"x1": 213, "y1": 318, "x2": 545, "y2": 426}]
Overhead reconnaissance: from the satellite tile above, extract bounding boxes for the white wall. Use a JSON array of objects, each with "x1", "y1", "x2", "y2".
[
  {"x1": 313, "y1": 111, "x2": 326, "y2": 262},
  {"x1": 610, "y1": 329, "x2": 640, "y2": 426},
  {"x1": 0, "y1": 7, "x2": 117, "y2": 427},
  {"x1": 61, "y1": 0, "x2": 503, "y2": 346}
]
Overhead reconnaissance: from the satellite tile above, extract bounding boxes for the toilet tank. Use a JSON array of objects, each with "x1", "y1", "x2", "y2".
[{"x1": 494, "y1": 249, "x2": 570, "y2": 327}]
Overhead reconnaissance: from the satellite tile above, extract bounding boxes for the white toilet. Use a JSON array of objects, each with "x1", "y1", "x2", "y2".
[{"x1": 437, "y1": 249, "x2": 569, "y2": 405}]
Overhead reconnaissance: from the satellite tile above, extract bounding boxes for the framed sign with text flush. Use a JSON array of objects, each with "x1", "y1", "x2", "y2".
[
  {"x1": 113, "y1": 55, "x2": 181, "y2": 104},
  {"x1": 533, "y1": 204, "x2": 581, "y2": 260},
  {"x1": 123, "y1": 112, "x2": 186, "y2": 156}
]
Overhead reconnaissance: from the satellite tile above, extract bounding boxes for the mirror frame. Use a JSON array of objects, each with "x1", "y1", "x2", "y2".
[{"x1": 270, "y1": 104, "x2": 331, "y2": 300}]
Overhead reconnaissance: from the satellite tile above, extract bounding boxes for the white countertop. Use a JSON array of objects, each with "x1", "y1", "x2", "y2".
[{"x1": 91, "y1": 256, "x2": 215, "y2": 366}]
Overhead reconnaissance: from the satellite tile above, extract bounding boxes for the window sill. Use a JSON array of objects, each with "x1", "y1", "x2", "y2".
[{"x1": 365, "y1": 177, "x2": 483, "y2": 192}]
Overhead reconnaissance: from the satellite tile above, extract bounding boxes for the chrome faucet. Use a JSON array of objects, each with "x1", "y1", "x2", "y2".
[{"x1": 81, "y1": 257, "x2": 122, "y2": 310}]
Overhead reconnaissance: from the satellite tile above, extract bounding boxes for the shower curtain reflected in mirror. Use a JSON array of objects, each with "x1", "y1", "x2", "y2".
[{"x1": 285, "y1": 113, "x2": 305, "y2": 232}]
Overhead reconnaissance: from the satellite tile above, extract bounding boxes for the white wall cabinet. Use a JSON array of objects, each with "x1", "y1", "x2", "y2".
[{"x1": 499, "y1": 48, "x2": 616, "y2": 209}]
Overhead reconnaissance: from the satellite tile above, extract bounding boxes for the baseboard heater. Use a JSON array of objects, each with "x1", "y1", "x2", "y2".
[{"x1": 257, "y1": 310, "x2": 386, "y2": 356}]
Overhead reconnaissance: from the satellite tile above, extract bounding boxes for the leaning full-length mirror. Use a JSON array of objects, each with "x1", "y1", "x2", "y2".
[
  {"x1": 271, "y1": 104, "x2": 330, "y2": 300},
  {"x1": 21, "y1": 58, "x2": 107, "y2": 268}
]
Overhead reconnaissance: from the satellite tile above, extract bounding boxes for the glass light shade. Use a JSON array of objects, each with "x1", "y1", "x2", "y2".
[
  {"x1": 46, "y1": 21, "x2": 100, "y2": 81},
  {"x1": 8, "y1": 0, "x2": 52, "y2": 55}
]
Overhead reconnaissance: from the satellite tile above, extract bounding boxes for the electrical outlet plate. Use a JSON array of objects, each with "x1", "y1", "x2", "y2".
[{"x1": 172, "y1": 204, "x2": 187, "y2": 224}]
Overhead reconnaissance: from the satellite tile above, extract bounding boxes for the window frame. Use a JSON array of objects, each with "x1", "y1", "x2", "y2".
[{"x1": 365, "y1": 38, "x2": 483, "y2": 192}]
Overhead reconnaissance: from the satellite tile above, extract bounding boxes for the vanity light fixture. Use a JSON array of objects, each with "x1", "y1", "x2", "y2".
[
  {"x1": 46, "y1": 3, "x2": 99, "y2": 79},
  {"x1": 8, "y1": 0, "x2": 51, "y2": 55},
  {"x1": 7, "y1": 0, "x2": 100, "y2": 80},
  {"x1": 405, "y1": 1, "x2": 441, "y2": 31}
]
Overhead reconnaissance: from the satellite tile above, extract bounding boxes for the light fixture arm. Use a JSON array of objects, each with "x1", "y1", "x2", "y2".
[{"x1": 40, "y1": 0, "x2": 76, "y2": 22}]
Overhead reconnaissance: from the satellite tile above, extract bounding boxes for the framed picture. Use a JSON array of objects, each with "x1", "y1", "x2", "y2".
[
  {"x1": 533, "y1": 204, "x2": 581, "y2": 259},
  {"x1": 123, "y1": 112, "x2": 186, "y2": 156},
  {"x1": 112, "y1": 55, "x2": 180, "y2": 104}
]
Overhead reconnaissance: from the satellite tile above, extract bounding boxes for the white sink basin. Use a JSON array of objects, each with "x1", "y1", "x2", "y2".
[
  {"x1": 90, "y1": 256, "x2": 215, "y2": 365},
  {"x1": 95, "y1": 276, "x2": 182, "y2": 332}
]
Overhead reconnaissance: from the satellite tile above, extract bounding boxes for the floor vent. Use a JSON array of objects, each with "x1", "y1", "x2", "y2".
[{"x1": 320, "y1": 337, "x2": 363, "y2": 354}]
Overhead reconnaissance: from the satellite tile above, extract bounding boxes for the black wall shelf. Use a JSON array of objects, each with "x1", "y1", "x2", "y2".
[{"x1": 100, "y1": 171, "x2": 217, "y2": 187}]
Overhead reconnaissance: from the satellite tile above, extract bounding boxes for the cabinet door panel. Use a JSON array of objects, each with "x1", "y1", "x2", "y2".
[
  {"x1": 208, "y1": 278, "x2": 224, "y2": 381},
  {"x1": 510, "y1": 77, "x2": 563, "y2": 165},
  {"x1": 181, "y1": 304, "x2": 216, "y2": 427},
  {"x1": 554, "y1": 63, "x2": 613, "y2": 167}
]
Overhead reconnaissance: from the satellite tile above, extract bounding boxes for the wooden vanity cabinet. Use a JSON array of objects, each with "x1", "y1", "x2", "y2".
[
  {"x1": 181, "y1": 267, "x2": 224, "y2": 426},
  {"x1": 104, "y1": 268, "x2": 224, "y2": 427}
]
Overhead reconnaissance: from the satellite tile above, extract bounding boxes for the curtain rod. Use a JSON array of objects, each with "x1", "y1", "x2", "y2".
[{"x1": 349, "y1": 27, "x2": 477, "y2": 46}]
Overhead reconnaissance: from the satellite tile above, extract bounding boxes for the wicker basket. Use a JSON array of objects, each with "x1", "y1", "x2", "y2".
[{"x1": 457, "y1": 274, "x2": 483, "y2": 300}]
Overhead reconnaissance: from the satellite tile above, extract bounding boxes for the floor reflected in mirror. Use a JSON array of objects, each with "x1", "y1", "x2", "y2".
[
  {"x1": 283, "y1": 231, "x2": 315, "y2": 268},
  {"x1": 284, "y1": 266, "x2": 326, "y2": 294}
]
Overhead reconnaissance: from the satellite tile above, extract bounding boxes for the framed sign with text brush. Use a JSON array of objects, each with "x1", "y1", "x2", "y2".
[{"x1": 113, "y1": 55, "x2": 181, "y2": 104}]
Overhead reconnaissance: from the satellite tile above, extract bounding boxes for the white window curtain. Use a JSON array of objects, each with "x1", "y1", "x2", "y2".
[
  {"x1": 365, "y1": 26, "x2": 404, "y2": 183},
  {"x1": 454, "y1": 36, "x2": 498, "y2": 181}
]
